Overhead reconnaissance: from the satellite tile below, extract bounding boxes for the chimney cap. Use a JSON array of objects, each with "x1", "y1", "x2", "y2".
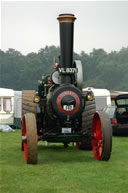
[{"x1": 57, "y1": 13, "x2": 76, "y2": 23}]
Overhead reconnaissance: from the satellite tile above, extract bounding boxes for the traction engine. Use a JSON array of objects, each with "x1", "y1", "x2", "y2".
[{"x1": 21, "y1": 14, "x2": 112, "y2": 164}]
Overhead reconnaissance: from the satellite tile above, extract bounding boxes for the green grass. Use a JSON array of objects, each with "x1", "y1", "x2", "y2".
[{"x1": 0, "y1": 130, "x2": 128, "y2": 193}]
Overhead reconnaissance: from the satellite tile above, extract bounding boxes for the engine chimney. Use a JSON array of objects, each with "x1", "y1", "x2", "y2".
[{"x1": 57, "y1": 14, "x2": 76, "y2": 84}]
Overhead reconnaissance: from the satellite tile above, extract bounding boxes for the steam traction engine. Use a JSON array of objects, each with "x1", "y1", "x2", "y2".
[{"x1": 21, "y1": 14, "x2": 112, "y2": 164}]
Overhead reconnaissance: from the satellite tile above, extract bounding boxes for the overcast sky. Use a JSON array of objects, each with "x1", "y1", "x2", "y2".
[{"x1": 1, "y1": 1, "x2": 128, "y2": 55}]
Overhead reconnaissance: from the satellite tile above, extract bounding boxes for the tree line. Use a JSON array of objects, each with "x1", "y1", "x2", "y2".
[{"x1": 0, "y1": 46, "x2": 128, "y2": 91}]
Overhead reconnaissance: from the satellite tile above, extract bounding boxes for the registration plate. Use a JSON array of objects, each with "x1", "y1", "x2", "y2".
[{"x1": 62, "y1": 128, "x2": 71, "y2": 134}]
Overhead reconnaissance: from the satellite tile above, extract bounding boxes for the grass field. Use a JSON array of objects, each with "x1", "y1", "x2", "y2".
[{"x1": 0, "y1": 130, "x2": 128, "y2": 193}]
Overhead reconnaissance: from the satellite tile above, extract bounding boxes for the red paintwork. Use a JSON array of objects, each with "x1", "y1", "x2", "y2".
[
  {"x1": 48, "y1": 80, "x2": 51, "y2": 84},
  {"x1": 112, "y1": 118, "x2": 117, "y2": 125},
  {"x1": 76, "y1": 141, "x2": 82, "y2": 148},
  {"x1": 56, "y1": 91, "x2": 80, "y2": 115},
  {"x1": 37, "y1": 135, "x2": 39, "y2": 142}
]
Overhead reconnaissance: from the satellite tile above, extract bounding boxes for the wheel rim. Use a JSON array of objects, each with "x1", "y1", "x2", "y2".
[
  {"x1": 23, "y1": 116, "x2": 28, "y2": 163},
  {"x1": 92, "y1": 113, "x2": 103, "y2": 160}
]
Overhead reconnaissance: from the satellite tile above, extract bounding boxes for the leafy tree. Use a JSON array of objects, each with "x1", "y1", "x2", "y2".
[{"x1": 0, "y1": 46, "x2": 128, "y2": 92}]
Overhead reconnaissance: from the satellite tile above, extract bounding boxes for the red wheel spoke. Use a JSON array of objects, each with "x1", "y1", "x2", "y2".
[
  {"x1": 93, "y1": 132, "x2": 97, "y2": 139},
  {"x1": 97, "y1": 140, "x2": 102, "y2": 155}
]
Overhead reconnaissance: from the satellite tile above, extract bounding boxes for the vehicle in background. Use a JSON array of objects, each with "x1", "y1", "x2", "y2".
[
  {"x1": 14, "y1": 91, "x2": 22, "y2": 128},
  {"x1": 103, "y1": 94, "x2": 128, "y2": 135},
  {"x1": 0, "y1": 88, "x2": 14, "y2": 125},
  {"x1": 110, "y1": 90, "x2": 128, "y2": 106},
  {"x1": 83, "y1": 88, "x2": 111, "y2": 111}
]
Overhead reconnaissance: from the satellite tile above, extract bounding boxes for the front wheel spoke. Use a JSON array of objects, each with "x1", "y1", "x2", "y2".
[
  {"x1": 97, "y1": 140, "x2": 102, "y2": 154},
  {"x1": 96, "y1": 145, "x2": 100, "y2": 155},
  {"x1": 98, "y1": 140, "x2": 102, "y2": 148},
  {"x1": 95, "y1": 140, "x2": 102, "y2": 154},
  {"x1": 97, "y1": 134, "x2": 102, "y2": 140},
  {"x1": 94, "y1": 139, "x2": 99, "y2": 154},
  {"x1": 95, "y1": 134, "x2": 102, "y2": 141},
  {"x1": 93, "y1": 132, "x2": 97, "y2": 139}
]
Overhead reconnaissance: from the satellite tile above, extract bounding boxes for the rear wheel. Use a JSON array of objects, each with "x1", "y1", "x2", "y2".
[
  {"x1": 22, "y1": 113, "x2": 38, "y2": 164},
  {"x1": 76, "y1": 91, "x2": 96, "y2": 150},
  {"x1": 91, "y1": 111, "x2": 112, "y2": 161}
]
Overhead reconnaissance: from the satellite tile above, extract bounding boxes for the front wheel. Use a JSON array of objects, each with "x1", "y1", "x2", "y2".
[
  {"x1": 22, "y1": 113, "x2": 38, "y2": 164},
  {"x1": 91, "y1": 111, "x2": 112, "y2": 161}
]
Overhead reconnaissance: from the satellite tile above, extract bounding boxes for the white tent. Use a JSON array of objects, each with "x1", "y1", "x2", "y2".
[
  {"x1": 14, "y1": 91, "x2": 22, "y2": 128},
  {"x1": 0, "y1": 88, "x2": 14, "y2": 125}
]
